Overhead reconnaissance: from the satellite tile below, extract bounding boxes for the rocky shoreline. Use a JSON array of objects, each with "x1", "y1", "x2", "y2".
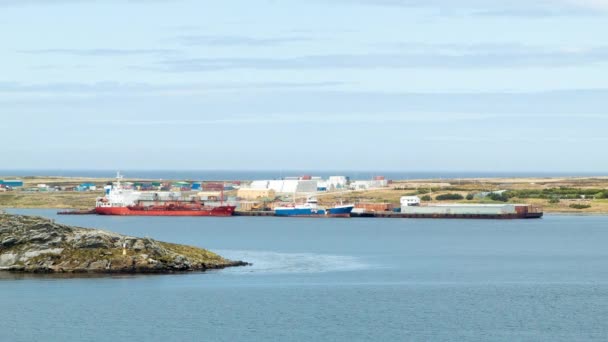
[{"x1": 0, "y1": 212, "x2": 249, "y2": 273}]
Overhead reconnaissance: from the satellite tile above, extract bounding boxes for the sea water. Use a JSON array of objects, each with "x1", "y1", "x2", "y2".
[{"x1": 2, "y1": 210, "x2": 608, "y2": 341}]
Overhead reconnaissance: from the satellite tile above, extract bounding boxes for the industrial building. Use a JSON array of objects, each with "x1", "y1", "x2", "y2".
[
  {"x1": 349, "y1": 176, "x2": 389, "y2": 190},
  {"x1": 317, "y1": 176, "x2": 349, "y2": 191},
  {"x1": 0, "y1": 179, "x2": 24, "y2": 187},
  {"x1": 246, "y1": 175, "x2": 350, "y2": 194},
  {"x1": 328, "y1": 176, "x2": 349, "y2": 189},
  {"x1": 249, "y1": 179, "x2": 318, "y2": 194},
  {"x1": 237, "y1": 188, "x2": 277, "y2": 200},
  {"x1": 76, "y1": 183, "x2": 97, "y2": 191}
]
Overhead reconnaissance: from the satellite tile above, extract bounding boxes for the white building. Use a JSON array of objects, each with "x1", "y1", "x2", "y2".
[
  {"x1": 328, "y1": 176, "x2": 348, "y2": 190},
  {"x1": 400, "y1": 196, "x2": 421, "y2": 207},
  {"x1": 248, "y1": 179, "x2": 318, "y2": 194},
  {"x1": 349, "y1": 179, "x2": 388, "y2": 190}
]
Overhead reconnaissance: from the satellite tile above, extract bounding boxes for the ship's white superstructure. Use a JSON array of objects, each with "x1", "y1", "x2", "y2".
[{"x1": 95, "y1": 172, "x2": 141, "y2": 209}]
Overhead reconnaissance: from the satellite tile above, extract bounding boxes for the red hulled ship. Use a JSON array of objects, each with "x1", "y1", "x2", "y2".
[{"x1": 95, "y1": 173, "x2": 235, "y2": 217}]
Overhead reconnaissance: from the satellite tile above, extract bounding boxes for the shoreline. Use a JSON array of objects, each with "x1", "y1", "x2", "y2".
[
  {"x1": 6, "y1": 207, "x2": 608, "y2": 216},
  {"x1": 0, "y1": 212, "x2": 249, "y2": 273},
  {"x1": 2, "y1": 175, "x2": 608, "y2": 214}
]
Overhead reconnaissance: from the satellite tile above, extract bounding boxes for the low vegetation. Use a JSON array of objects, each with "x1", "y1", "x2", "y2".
[
  {"x1": 0, "y1": 192, "x2": 101, "y2": 209},
  {"x1": 569, "y1": 203, "x2": 592, "y2": 210},
  {"x1": 435, "y1": 193, "x2": 464, "y2": 201},
  {"x1": 488, "y1": 193, "x2": 509, "y2": 202},
  {"x1": 505, "y1": 188, "x2": 607, "y2": 200}
]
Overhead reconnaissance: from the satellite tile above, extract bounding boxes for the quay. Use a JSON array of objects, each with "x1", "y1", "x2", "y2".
[
  {"x1": 235, "y1": 211, "x2": 543, "y2": 219},
  {"x1": 58, "y1": 209, "x2": 542, "y2": 219},
  {"x1": 234, "y1": 211, "x2": 275, "y2": 217},
  {"x1": 355, "y1": 212, "x2": 543, "y2": 219}
]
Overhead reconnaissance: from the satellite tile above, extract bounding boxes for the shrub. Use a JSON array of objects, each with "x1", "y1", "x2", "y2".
[
  {"x1": 421, "y1": 195, "x2": 432, "y2": 201},
  {"x1": 596, "y1": 192, "x2": 608, "y2": 199},
  {"x1": 435, "y1": 193, "x2": 464, "y2": 201},
  {"x1": 466, "y1": 193, "x2": 474, "y2": 201},
  {"x1": 569, "y1": 203, "x2": 591, "y2": 209},
  {"x1": 488, "y1": 193, "x2": 509, "y2": 202},
  {"x1": 417, "y1": 189, "x2": 430, "y2": 195},
  {"x1": 548, "y1": 197, "x2": 560, "y2": 204}
]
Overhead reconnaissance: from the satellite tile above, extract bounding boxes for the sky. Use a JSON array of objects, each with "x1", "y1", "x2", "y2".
[{"x1": 1, "y1": 0, "x2": 608, "y2": 172}]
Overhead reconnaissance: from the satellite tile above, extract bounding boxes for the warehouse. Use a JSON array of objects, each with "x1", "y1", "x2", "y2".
[
  {"x1": 0, "y1": 179, "x2": 24, "y2": 188},
  {"x1": 249, "y1": 179, "x2": 318, "y2": 194},
  {"x1": 237, "y1": 188, "x2": 276, "y2": 200},
  {"x1": 349, "y1": 177, "x2": 389, "y2": 190}
]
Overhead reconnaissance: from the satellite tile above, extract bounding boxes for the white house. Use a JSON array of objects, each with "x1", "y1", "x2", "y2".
[{"x1": 400, "y1": 196, "x2": 421, "y2": 207}]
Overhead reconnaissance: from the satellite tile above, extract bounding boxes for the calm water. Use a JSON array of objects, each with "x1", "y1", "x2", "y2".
[{"x1": 2, "y1": 210, "x2": 608, "y2": 341}]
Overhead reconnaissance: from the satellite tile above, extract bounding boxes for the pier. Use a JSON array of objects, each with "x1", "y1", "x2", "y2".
[{"x1": 234, "y1": 211, "x2": 543, "y2": 219}]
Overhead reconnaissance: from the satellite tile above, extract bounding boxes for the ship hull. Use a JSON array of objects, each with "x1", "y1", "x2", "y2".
[
  {"x1": 327, "y1": 205, "x2": 355, "y2": 217},
  {"x1": 274, "y1": 205, "x2": 354, "y2": 217},
  {"x1": 275, "y1": 208, "x2": 327, "y2": 217},
  {"x1": 95, "y1": 206, "x2": 235, "y2": 217}
]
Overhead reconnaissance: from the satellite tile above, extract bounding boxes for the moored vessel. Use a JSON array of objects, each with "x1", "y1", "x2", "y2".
[
  {"x1": 274, "y1": 197, "x2": 354, "y2": 217},
  {"x1": 95, "y1": 173, "x2": 235, "y2": 217},
  {"x1": 394, "y1": 196, "x2": 543, "y2": 219}
]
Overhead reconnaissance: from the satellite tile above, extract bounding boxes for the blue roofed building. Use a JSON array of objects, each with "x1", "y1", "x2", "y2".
[{"x1": 0, "y1": 179, "x2": 24, "y2": 187}]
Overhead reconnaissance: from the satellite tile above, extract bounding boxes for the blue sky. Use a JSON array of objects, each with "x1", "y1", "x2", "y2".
[{"x1": 1, "y1": 0, "x2": 607, "y2": 171}]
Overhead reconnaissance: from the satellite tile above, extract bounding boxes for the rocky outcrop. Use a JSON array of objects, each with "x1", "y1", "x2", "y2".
[{"x1": 0, "y1": 213, "x2": 248, "y2": 273}]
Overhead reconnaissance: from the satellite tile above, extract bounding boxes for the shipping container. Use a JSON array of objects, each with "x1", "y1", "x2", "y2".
[
  {"x1": 203, "y1": 183, "x2": 224, "y2": 191},
  {"x1": 355, "y1": 203, "x2": 394, "y2": 212}
]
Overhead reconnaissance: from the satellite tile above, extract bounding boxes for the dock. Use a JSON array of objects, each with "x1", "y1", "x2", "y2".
[
  {"x1": 353, "y1": 212, "x2": 543, "y2": 219},
  {"x1": 234, "y1": 211, "x2": 275, "y2": 216},
  {"x1": 235, "y1": 211, "x2": 543, "y2": 219}
]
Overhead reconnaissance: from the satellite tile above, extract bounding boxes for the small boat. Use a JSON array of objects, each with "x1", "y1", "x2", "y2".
[{"x1": 274, "y1": 197, "x2": 354, "y2": 217}]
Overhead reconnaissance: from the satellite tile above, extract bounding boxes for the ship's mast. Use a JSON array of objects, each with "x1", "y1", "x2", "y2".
[
  {"x1": 116, "y1": 171, "x2": 123, "y2": 189},
  {"x1": 220, "y1": 186, "x2": 224, "y2": 206}
]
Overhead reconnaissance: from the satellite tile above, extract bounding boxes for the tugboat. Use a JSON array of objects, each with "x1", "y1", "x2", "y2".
[
  {"x1": 94, "y1": 173, "x2": 235, "y2": 217},
  {"x1": 274, "y1": 196, "x2": 354, "y2": 217}
]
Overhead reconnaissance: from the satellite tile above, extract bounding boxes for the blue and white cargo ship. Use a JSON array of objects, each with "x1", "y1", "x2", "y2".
[{"x1": 274, "y1": 197, "x2": 354, "y2": 217}]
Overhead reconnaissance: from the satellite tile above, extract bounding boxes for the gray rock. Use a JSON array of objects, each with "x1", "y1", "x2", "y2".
[
  {"x1": 0, "y1": 253, "x2": 18, "y2": 267},
  {"x1": 87, "y1": 260, "x2": 109, "y2": 270},
  {"x1": 22, "y1": 248, "x2": 64, "y2": 259},
  {"x1": 0, "y1": 213, "x2": 249, "y2": 274},
  {"x1": 132, "y1": 239, "x2": 146, "y2": 251},
  {"x1": 1, "y1": 237, "x2": 17, "y2": 247}
]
